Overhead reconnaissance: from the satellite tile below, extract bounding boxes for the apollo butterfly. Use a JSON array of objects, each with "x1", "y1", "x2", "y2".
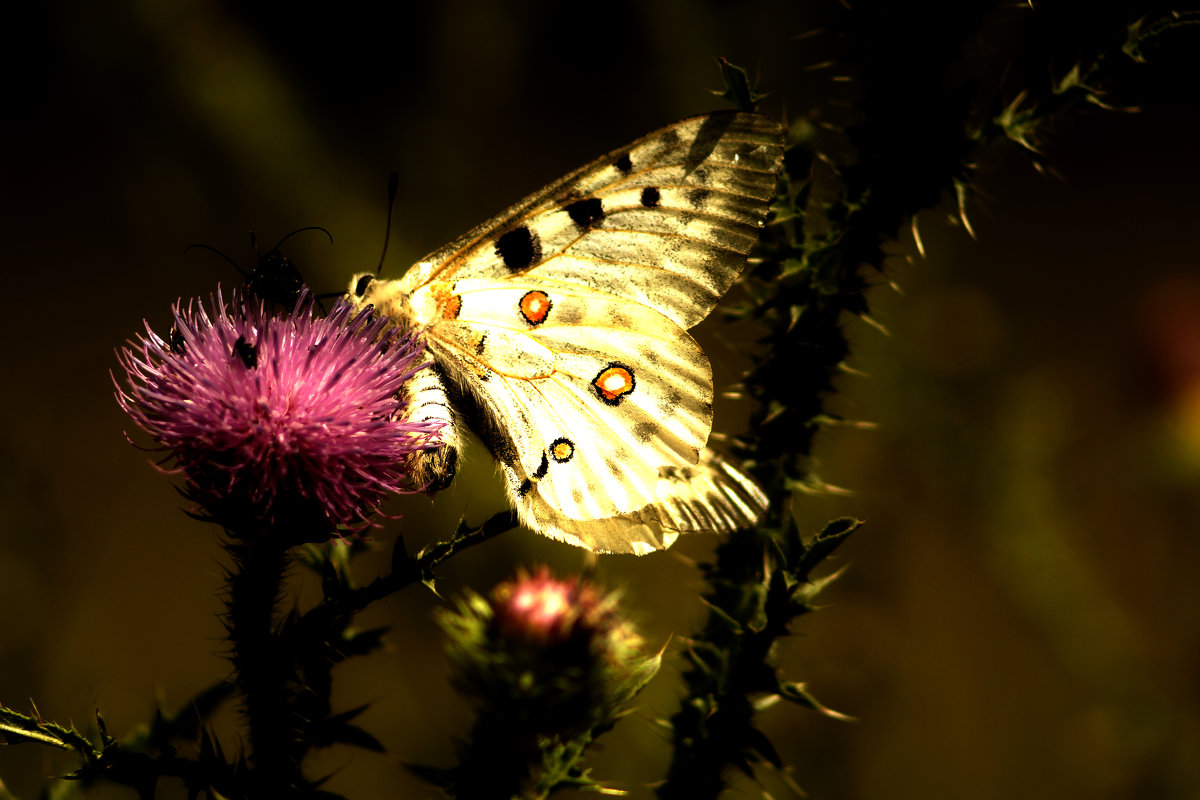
[{"x1": 349, "y1": 112, "x2": 783, "y2": 554}]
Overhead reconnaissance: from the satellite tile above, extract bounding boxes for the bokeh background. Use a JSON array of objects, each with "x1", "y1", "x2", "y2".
[{"x1": 3, "y1": 1, "x2": 1199, "y2": 798}]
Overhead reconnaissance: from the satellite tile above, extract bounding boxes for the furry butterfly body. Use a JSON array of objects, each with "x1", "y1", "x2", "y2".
[{"x1": 349, "y1": 112, "x2": 783, "y2": 554}]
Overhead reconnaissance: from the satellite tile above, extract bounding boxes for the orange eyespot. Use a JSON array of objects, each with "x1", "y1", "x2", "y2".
[
  {"x1": 591, "y1": 364, "x2": 635, "y2": 406},
  {"x1": 519, "y1": 290, "x2": 552, "y2": 326},
  {"x1": 431, "y1": 282, "x2": 462, "y2": 320},
  {"x1": 550, "y1": 437, "x2": 575, "y2": 463}
]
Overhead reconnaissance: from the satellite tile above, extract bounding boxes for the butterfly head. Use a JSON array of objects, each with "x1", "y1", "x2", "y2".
[
  {"x1": 347, "y1": 272, "x2": 377, "y2": 307},
  {"x1": 347, "y1": 271, "x2": 411, "y2": 324}
]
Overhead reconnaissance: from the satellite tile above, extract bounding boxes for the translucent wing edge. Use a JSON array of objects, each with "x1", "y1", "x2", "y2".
[
  {"x1": 411, "y1": 111, "x2": 782, "y2": 288},
  {"x1": 522, "y1": 449, "x2": 767, "y2": 555}
]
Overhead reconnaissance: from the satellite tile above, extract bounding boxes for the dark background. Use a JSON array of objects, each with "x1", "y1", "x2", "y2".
[{"x1": 2, "y1": 1, "x2": 1199, "y2": 798}]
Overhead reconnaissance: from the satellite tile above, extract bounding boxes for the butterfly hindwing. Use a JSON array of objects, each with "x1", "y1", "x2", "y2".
[
  {"x1": 350, "y1": 111, "x2": 783, "y2": 553},
  {"x1": 425, "y1": 279, "x2": 713, "y2": 517}
]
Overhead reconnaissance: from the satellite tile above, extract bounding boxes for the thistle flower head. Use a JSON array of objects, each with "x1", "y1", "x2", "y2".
[
  {"x1": 115, "y1": 289, "x2": 441, "y2": 541},
  {"x1": 491, "y1": 568, "x2": 629, "y2": 655},
  {"x1": 439, "y1": 568, "x2": 659, "y2": 739}
]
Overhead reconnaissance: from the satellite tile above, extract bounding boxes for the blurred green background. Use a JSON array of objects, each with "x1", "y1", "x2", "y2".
[{"x1": 2, "y1": 1, "x2": 1199, "y2": 797}]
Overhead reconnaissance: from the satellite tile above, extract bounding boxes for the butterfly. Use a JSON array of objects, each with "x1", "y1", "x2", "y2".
[{"x1": 348, "y1": 111, "x2": 784, "y2": 554}]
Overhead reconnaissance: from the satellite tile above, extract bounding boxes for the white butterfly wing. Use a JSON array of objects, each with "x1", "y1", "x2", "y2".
[
  {"x1": 395, "y1": 113, "x2": 783, "y2": 326},
  {"x1": 353, "y1": 112, "x2": 782, "y2": 553}
]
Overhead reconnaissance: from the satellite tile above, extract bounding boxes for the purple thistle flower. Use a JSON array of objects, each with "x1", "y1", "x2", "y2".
[{"x1": 115, "y1": 289, "x2": 441, "y2": 541}]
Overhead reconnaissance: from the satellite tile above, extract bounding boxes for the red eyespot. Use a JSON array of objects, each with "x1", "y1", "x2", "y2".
[
  {"x1": 519, "y1": 290, "x2": 552, "y2": 326},
  {"x1": 591, "y1": 364, "x2": 635, "y2": 405}
]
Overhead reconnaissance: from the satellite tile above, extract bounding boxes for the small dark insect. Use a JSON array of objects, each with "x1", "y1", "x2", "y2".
[
  {"x1": 187, "y1": 227, "x2": 333, "y2": 309},
  {"x1": 233, "y1": 336, "x2": 258, "y2": 369},
  {"x1": 168, "y1": 326, "x2": 186, "y2": 355}
]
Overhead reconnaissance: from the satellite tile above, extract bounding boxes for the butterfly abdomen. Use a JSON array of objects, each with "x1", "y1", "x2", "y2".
[{"x1": 399, "y1": 360, "x2": 459, "y2": 492}]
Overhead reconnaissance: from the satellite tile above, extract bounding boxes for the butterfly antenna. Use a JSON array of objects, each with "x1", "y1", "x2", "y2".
[
  {"x1": 184, "y1": 242, "x2": 250, "y2": 279},
  {"x1": 272, "y1": 226, "x2": 335, "y2": 251},
  {"x1": 376, "y1": 171, "x2": 399, "y2": 276}
]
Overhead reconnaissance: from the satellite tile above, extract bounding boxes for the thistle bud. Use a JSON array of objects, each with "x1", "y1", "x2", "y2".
[{"x1": 431, "y1": 568, "x2": 660, "y2": 796}]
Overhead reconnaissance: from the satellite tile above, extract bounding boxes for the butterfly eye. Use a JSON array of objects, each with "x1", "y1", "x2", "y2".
[{"x1": 354, "y1": 274, "x2": 375, "y2": 297}]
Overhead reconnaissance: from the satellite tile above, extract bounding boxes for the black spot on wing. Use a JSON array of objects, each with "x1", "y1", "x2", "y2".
[
  {"x1": 614, "y1": 152, "x2": 633, "y2": 174},
  {"x1": 518, "y1": 478, "x2": 534, "y2": 497},
  {"x1": 533, "y1": 453, "x2": 550, "y2": 480},
  {"x1": 549, "y1": 437, "x2": 575, "y2": 463},
  {"x1": 633, "y1": 421, "x2": 656, "y2": 444},
  {"x1": 660, "y1": 388, "x2": 684, "y2": 417},
  {"x1": 495, "y1": 226, "x2": 542, "y2": 271},
  {"x1": 687, "y1": 187, "x2": 711, "y2": 207},
  {"x1": 565, "y1": 198, "x2": 604, "y2": 230},
  {"x1": 640, "y1": 187, "x2": 661, "y2": 208}
]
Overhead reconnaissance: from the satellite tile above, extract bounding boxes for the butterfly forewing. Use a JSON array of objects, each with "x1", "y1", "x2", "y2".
[
  {"x1": 353, "y1": 111, "x2": 783, "y2": 553},
  {"x1": 407, "y1": 113, "x2": 781, "y2": 325}
]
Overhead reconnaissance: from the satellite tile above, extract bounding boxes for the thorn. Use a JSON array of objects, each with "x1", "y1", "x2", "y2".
[
  {"x1": 837, "y1": 361, "x2": 869, "y2": 378},
  {"x1": 911, "y1": 216, "x2": 926, "y2": 259},
  {"x1": 860, "y1": 314, "x2": 890, "y2": 337},
  {"x1": 779, "y1": 769, "x2": 805, "y2": 798},
  {"x1": 763, "y1": 401, "x2": 788, "y2": 424},
  {"x1": 888, "y1": 280, "x2": 905, "y2": 295},
  {"x1": 954, "y1": 182, "x2": 977, "y2": 240},
  {"x1": 813, "y1": 414, "x2": 879, "y2": 430},
  {"x1": 753, "y1": 694, "x2": 783, "y2": 712}
]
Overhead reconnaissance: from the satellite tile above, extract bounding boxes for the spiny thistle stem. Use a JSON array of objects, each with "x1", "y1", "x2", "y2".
[
  {"x1": 224, "y1": 535, "x2": 303, "y2": 794},
  {"x1": 453, "y1": 716, "x2": 543, "y2": 799},
  {"x1": 660, "y1": 9, "x2": 1177, "y2": 796},
  {"x1": 113, "y1": 289, "x2": 445, "y2": 794}
]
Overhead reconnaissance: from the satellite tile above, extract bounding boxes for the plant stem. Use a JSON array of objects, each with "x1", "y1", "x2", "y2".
[{"x1": 224, "y1": 535, "x2": 302, "y2": 795}]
